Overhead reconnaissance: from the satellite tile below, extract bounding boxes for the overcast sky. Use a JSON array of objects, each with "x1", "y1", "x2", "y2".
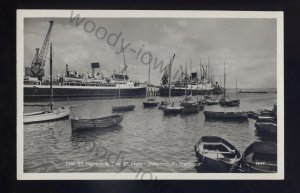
[{"x1": 24, "y1": 17, "x2": 277, "y2": 88}]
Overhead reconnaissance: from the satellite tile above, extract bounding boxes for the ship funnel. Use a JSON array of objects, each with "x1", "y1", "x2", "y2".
[{"x1": 91, "y1": 62, "x2": 100, "y2": 77}]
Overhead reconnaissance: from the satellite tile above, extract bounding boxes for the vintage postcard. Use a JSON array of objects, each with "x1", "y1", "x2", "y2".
[{"x1": 17, "y1": 10, "x2": 284, "y2": 180}]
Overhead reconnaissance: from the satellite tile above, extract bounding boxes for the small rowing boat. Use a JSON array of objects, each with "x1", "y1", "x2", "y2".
[
  {"x1": 194, "y1": 136, "x2": 242, "y2": 172},
  {"x1": 143, "y1": 98, "x2": 160, "y2": 108},
  {"x1": 112, "y1": 105, "x2": 135, "y2": 112},
  {"x1": 71, "y1": 114, "x2": 123, "y2": 132}
]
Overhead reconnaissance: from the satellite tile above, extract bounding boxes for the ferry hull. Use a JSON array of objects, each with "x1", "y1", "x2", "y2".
[
  {"x1": 159, "y1": 87, "x2": 224, "y2": 96},
  {"x1": 24, "y1": 86, "x2": 147, "y2": 101}
]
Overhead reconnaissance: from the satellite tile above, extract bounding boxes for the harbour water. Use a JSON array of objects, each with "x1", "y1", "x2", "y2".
[{"x1": 24, "y1": 90, "x2": 277, "y2": 173}]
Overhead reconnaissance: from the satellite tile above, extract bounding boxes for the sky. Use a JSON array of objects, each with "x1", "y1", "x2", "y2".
[{"x1": 24, "y1": 16, "x2": 277, "y2": 88}]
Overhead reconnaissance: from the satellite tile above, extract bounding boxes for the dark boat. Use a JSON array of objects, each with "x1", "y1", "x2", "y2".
[
  {"x1": 179, "y1": 63, "x2": 202, "y2": 115},
  {"x1": 194, "y1": 136, "x2": 242, "y2": 172},
  {"x1": 143, "y1": 98, "x2": 159, "y2": 108},
  {"x1": 203, "y1": 111, "x2": 248, "y2": 121},
  {"x1": 219, "y1": 67, "x2": 240, "y2": 107},
  {"x1": 71, "y1": 114, "x2": 123, "y2": 132},
  {"x1": 112, "y1": 105, "x2": 135, "y2": 112},
  {"x1": 220, "y1": 98, "x2": 240, "y2": 107},
  {"x1": 243, "y1": 142, "x2": 277, "y2": 173}
]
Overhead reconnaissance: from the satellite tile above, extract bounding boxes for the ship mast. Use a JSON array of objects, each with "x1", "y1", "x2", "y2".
[
  {"x1": 168, "y1": 54, "x2": 176, "y2": 103},
  {"x1": 49, "y1": 43, "x2": 53, "y2": 111},
  {"x1": 223, "y1": 62, "x2": 226, "y2": 98},
  {"x1": 185, "y1": 63, "x2": 187, "y2": 100},
  {"x1": 190, "y1": 58, "x2": 193, "y2": 96},
  {"x1": 236, "y1": 76, "x2": 238, "y2": 99}
]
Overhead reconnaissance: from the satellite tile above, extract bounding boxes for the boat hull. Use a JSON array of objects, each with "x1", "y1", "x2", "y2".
[
  {"x1": 24, "y1": 85, "x2": 147, "y2": 101},
  {"x1": 204, "y1": 111, "x2": 248, "y2": 121},
  {"x1": 112, "y1": 105, "x2": 135, "y2": 112},
  {"x1": 163, "y1": 107, "x2": 183, "y2": 115},
  {"x1": 143, "y1": 102, "x2": 159, "y2": 108},
  {"x1": 197, "y1": 153, "x2": 238, "y2": 172},
  {"x1": 71, "y1": 115, "x2": 123, "y2": 132},
  {"x1": 24, "y1": 107, "x2": 70, "y2": 124}
]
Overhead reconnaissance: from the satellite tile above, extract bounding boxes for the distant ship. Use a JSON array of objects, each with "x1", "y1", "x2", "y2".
[
  {"x1": 159, "y1": 60, "x2": 224, "y2": 96},
  {"x1": 23, "y1": 20, "x2": 146, "y2": 102}
]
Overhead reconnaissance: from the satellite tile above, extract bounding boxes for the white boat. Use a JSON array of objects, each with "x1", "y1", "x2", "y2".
[
  {"x1": 23, "y1": 39, "x2": 70, "y2": 124},
  {"x1": 24, "y1": 106, "x2": 70, "y2": 124}
]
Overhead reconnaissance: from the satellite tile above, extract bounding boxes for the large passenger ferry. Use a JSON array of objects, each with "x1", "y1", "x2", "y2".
[{"x1": 24, "y1": 63, "x2": 147, "y2": 101}]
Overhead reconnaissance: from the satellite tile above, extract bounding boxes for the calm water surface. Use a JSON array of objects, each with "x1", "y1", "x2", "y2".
[{"x1": 24, "y1": 91, "x2": 277, "y2": 173}]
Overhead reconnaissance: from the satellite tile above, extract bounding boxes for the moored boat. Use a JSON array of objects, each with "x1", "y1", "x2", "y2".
[
  {"x1": 71, "y1": 114, "x2": 123, "y2": 132},
  {"x1": 24, "y1": 40, "x2": 71, "y2": 124},
  {"x1": 24, "y1": 105, "x2": 70, "y2": 124},
  {"x1": 220, "y1": 98, "x2": 240, "y2": 107},
  {"x1": 243, "y1": 142, "x2": 277, "y2": 173},
  {"x1": 203, "y1": 111, "x2": 248, "y2": 121},
  {"x1": 143, "y1": 98, "x2": 159, "y2": 108},
  {"x1": 194, "y1": 136, "x2": 242, "y2": 172},
  {"x1": 112, "y1": 105, "x2": 135, "y2": 112}
]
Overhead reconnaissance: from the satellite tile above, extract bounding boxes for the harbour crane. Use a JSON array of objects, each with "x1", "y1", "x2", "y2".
[{"x1": 25, "y1": 20, "x2": 54, "y2": 80}]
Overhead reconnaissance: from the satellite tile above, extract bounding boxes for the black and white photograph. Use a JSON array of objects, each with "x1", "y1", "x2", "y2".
[{"x1": 17, "y1": 10, "x2": 284, "y2": 180}]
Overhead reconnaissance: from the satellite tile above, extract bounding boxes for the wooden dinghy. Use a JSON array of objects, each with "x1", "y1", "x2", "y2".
[
  {"x1": 143, "y1": 98, "x2": 160, "y2": 108},
  {"x1": 112, "y1": 105, "x2": 135, "y2": 112},
  {"x1": 243, "y1": 142, "x2": 277, "y2": 173},
  {"x1": 71, "y1": 114, "x2": 123, "y2": 132},
  {"x1": 194, "y1": 136, "x2": 242, "y2": 172},
  {"x1": 203, "y1": 111, "x2": 248, "y2": 121}
]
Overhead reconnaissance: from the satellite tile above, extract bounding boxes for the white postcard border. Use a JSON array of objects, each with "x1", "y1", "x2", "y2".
[{"x1": 17, "y1": 9, "x2": 284, "y2": 180}]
